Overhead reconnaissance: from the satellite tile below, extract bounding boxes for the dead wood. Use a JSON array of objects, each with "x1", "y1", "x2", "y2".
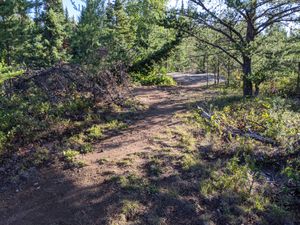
[
  {"x1": 2, "y1": 63, "x2": 130, "y2": 105},
  {"x1": 197, "y1": 106, "x2": 279, "y2": 146}
]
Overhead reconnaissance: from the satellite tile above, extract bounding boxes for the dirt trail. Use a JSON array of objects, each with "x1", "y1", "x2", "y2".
[
  {"x1": 0, "y1": 73, "x2": 219, "y2": 225},
  {"x1": 85, "y1": 73, "x2": 218, "y2": 166}
]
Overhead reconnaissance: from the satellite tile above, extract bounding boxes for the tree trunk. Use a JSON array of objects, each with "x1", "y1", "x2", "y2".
[
  {"x1": 217, "y1": 58, "x2": 220, "y2": 85},
  {"x1": 226, "y1": 58, "x2": 231, "y2": 86},
  {"x1": 243, "y1": 5, "x2": 256, "y2": 97},
  {"x1": 214, "y1": 66, "x2": 216, "y2": 85},
  {"x1": 227, "y1": 66, "x2": 230, "y2": 87},
  {"x1": 242, "y1": 56, "x2": 253, "y2": 97},
  {"x1": 254, "y1": 83, "x2": 259, "y2": 96},
  {"x1": 206, "y1": 55, "x2": 209, "y2": 88},
  {"x1": 202, "y1": 55, "x2": 206, "y2": 73},
  {"x1": 297, "y1": 62, "x2": 300, "y2": 98}
]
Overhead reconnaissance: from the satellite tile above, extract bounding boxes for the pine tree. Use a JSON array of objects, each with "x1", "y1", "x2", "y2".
[
  {"x1": 110, "y1": 0, "x2": 133, "y2": 62},
  {"x1": 71, "y1": 0, "x2": 106, "y2": 65},
  {"x1": 40, "y1": 0, "x2": 67, "y2": 65},
  {"x1": 105, "y1": 0, "x2": 115, "y2": 29},
  {"x1": 64, "y1": 7, "x2": 76, "y2": 55},
  {"x1": 21, "y1": 23, "x2": 48, "y2": 68},
  {"x1": 0, "y1": 0, "x2": 31, "y2": 65}
]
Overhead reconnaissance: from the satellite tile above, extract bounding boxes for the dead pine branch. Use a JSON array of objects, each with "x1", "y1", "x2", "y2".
[{"x1": 197, "y1": 106, "x2": 279, "y2": 146}]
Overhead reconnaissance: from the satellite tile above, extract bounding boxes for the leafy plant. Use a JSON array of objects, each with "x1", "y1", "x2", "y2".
[
  {"x1": 0, "y1": 63, "x2": 24, "y2": 84},
  {"x1": 116, "y1": 158, "x2": 133, "y2": 167},
  {"x1": 200, "y1": 157, "x2": 253, "y2": 196},
  {"x1": 132, "y1": 66, "x2": 176, "y2": 86},
  {"x1": 31, "y1": 147, "x2": 50, "y2": 166},
  {"x1": 121, "y1": 200, "x2": 142, "y2": 219},
  {"x1": 180, "y1": 153, "x2": 199, "y2": 171},
  {"x1": 97, "y1": 158, "x2": 109, "y2": 165},
  {"x1": 87, "y1": 125, "x2": 103, "y2": 140},
  {"x1": 147, "y1": 157, "x2": 163, "y2": 176},
  {"x1": 63, "y1": 149, "x2": 79, "y2": 162}
]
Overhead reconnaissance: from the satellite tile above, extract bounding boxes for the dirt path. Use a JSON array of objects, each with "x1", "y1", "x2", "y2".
[{"x1": 0, "y1": 73, "x2": 219, "y2": 225}]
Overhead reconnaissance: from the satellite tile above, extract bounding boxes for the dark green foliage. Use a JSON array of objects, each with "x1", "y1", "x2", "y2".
[
  {"x1": 40, "y1": 0, "x2": 67, "y2": 65},
  {"x1": 0, "y1": 89, "x2": 92, "y2": 155},
  {"x1": 129, "y1": 33, "x2": 183, "y2": 74},
  {"x1": 71, "y1": 0, "x2": 106, "y2": 65},
  {"x1": 0, "y1": 0, "x2": 32, "y2": 65},
  {"x1": 176, "y1": 1, "x2": 300, "y2": 96}
]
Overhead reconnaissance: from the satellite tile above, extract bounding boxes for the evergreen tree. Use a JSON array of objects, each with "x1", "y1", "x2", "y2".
[
  {"x1": 40, "y1": 0, "x2": 67, "y2": 65},
  {"x1": 21, "y1": 22, "x2": 48, "y2": 68},
  {"x1": 63, "y1": 7, "x2": 76, "y2": 55},
  {"x1": 0, "y1": 0, "x2": 31, "y2": 65},
  {"x1": 106, "y1": 0, "x2": 134, "y2": 63},
  {"x1": 71, "y1": 0, "x2": 106, "y2": 65},
  {"x1": 180, "y1": 0, "x2": 300, "y2": 96}
]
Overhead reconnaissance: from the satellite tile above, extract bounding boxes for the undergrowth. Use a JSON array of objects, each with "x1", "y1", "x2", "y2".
[
  {"x1": 200, "y1": 96, "x2": 300, "y2": 148},
  {"x1": 192, "y1": 94, "x2": 299, "y2": 224},
  {"x1": 132, "y1": 66, "x2": 176, "y2": 86},
  {"x1": 0, "y1": 86, "x2": 136, "y2": 183}
]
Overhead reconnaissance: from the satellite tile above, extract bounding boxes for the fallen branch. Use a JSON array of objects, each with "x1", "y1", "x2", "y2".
[{"x1": 197, "y1": 106, "x2": 279, "y2": 146}]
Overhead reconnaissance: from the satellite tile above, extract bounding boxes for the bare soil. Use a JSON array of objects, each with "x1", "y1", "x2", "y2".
[{"x1": 0, "y1": 74, "x2": 222, "y2": 225}]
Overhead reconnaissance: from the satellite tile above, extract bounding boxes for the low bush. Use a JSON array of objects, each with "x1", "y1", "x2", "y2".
[
  {"x1": 200, "y1": 96, "x2": 300, "y2": 147},
  {"x1": 260, "y1": 72, "x2": 299, "y2": 97},
  {"x1": 132, "y1": 66, "x2": 176, "y2": 86},
  {"x1": 0, "y1": 63, "x2": 24, "y2": 84}
]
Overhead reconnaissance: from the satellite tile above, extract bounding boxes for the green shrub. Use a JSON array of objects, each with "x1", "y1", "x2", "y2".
[
  {"x1": 0, "y1": 63, "x2": 24, "y2": 84},
  {"x1": 116, "y1": 157, "x2": 133, "y2": 167},
  {"x1": 0, "y1": 131, "x2": 7, "y2": 154},
  {"x1": 87, "y1": 120, "x2": 127, "y2": 141},
  {"x1": 31, "y1": 147, "x2": 50, "y2": 166},
  {"x1": 87, "y1": 125, "x2": 103, "y2": 140},
  {"x1": 116, "y1": 173, "x2": 159, "y2": 194},
  {"x1": 204, "y1": 96, "x2": 300, "y2": 147},
  {"x1": 104, "y1": 120, "x2": 127, "y2": 130},
  {"x1": 173, "y1": 127, "x2": 196, "y2": 151},
  {"x1": 121, "y1": 200, "x2": 142, "y2": 219},
  {"x1": 281, "y1": 158, "x2": 300, "y2": 184},
  {"x1": 261, "y1": 72, "x2": 298, "y2": 97},
  {"x1": 200, "y1": 157, "x2": 252, "y2": 196},
  {"x1": 132, "y1": 66, "x2": 176, "y2": 86},
  {"x1": 200, "y1": 156, "x2": 272, "y2": 217},
  {"x1": 180, "y1": 153, "x2": 199, "y2": 171},
  {"x1": 63, "y1": 149, "x2": 79, "y2": 162},
  {"x1": 56, "y1": 97, "x2": 92, "y2": 116},
  {"x1": 147, "y1": 157, "x2": 163, "y2": 176},
  {"x1": 97, "y1": 158, "x2": 109, "y2": 165}
]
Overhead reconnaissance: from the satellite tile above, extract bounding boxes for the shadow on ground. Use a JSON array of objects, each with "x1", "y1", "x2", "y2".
[{"x1": 2, "y1": 74, "x2": 289, "y2": 225}]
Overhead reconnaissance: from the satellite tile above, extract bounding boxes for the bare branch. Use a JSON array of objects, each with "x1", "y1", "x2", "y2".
[
  {"x1": 256, "y1": 5, "x2": 300, "y2": 34},
  {"x1": 182, "y1": 28, "x2": 243, "y2": 65},
  {"x1": 190, "y1": 0, "x2": 246, "y2": 44}
]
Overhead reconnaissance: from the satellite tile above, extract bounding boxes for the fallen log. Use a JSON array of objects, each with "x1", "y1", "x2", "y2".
[{"x1": 197, "y1": 106, "x2": 279, "y2": 146}]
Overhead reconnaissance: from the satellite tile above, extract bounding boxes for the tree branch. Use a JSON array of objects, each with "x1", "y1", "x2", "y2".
[
  {"x1": 190, "y1": 0, "x2": 246, "y2": 44},
  {"x1": 183, "y1": 28, "x2": 243, "y2": 65}
]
